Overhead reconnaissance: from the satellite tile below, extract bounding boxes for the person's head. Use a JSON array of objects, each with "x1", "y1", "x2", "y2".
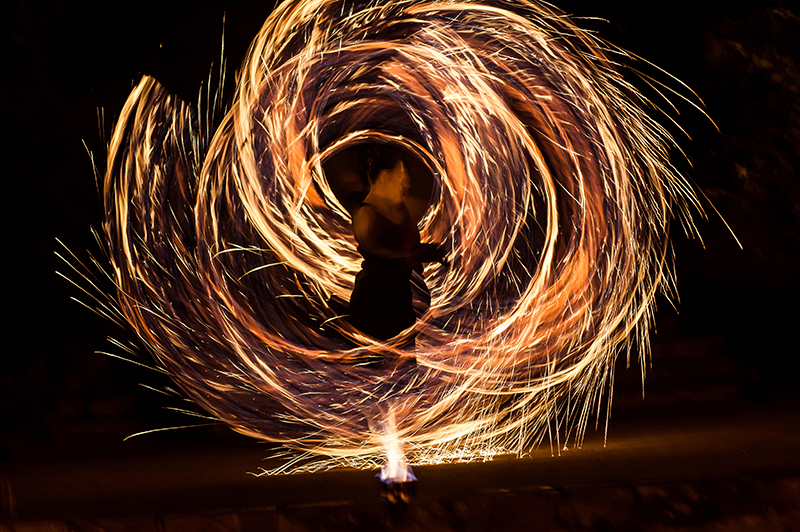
[{"x1": 364, "y1": 146, "x2": 410, "y2": 203}]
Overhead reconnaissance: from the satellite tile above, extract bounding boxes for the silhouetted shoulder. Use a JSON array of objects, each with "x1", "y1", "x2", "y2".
[{"x1": 351, "y1": 203, "x2": 380, "y2": 247}]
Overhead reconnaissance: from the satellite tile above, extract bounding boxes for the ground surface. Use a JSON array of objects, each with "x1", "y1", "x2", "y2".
[{"x1": 2, "y1": 400, "x2": 799, "y2": 531}]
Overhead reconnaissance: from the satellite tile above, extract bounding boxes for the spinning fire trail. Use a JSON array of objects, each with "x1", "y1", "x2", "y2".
[{"x1": 101, "y1": 0, "x2": 700, "y2": 473}]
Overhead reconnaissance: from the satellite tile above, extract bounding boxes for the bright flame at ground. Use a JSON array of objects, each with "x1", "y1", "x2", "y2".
[
  {"x1": 377, "y1": 406, "x2": 418, "y2": 483},
  {"x1": 95, "y1": 0, "x2": 702, "y2": 471}
]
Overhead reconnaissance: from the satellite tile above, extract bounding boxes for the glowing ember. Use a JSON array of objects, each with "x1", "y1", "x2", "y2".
[{"x1": 97, "y1": 0, "x2": 701, "y2": 471}]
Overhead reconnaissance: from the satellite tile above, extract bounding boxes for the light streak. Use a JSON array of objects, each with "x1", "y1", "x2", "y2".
[{"x1": 98, "y1": 0, "x2": 701, "y2": 470}]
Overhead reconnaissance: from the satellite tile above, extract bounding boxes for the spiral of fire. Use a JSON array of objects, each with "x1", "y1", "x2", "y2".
[{"x1": 103, "y1": 0, "x2": 699, "y2": 467}]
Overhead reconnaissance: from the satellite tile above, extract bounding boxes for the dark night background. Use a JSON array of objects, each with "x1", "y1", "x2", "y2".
[{"x1": 1, "y1": 0, "x2": 800, "y2": 528}]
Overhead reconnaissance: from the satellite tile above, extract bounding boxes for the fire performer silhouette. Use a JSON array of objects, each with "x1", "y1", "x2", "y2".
[
  {"x1": 342, "y1": 146, "x2": 446, "y2": 501},
  {"x1": 348, "y1": 146, "x2": 446, "y2": 345}
]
